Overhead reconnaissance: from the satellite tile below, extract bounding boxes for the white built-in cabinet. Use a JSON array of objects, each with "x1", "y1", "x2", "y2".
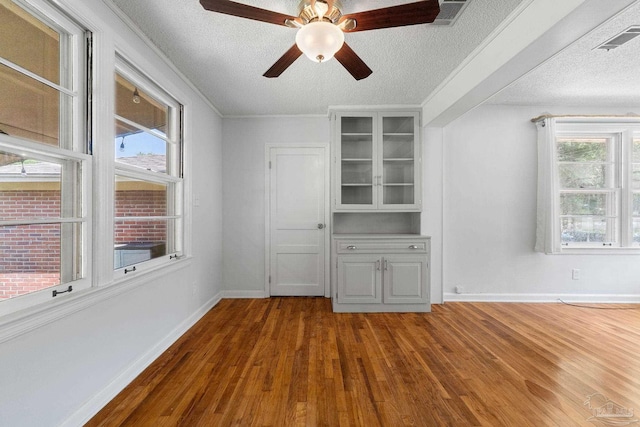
[
  {"x1": 332, "y1": 235, "x2": 430, "y2": 312},
  {"x1": 334, "y1": 111, "x2": 421, "y2": 211},
  {"x1": 330, "y1": 109, "x2": 429, "y2": 313}
]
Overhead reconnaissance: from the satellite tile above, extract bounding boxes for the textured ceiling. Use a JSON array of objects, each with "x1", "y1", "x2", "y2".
[
  {"x1": 489, "y1": 1, "x2": 640, "y2": 108},
  {"x1": 109, "y1": 0, "x2": 524, "y2": 116}
]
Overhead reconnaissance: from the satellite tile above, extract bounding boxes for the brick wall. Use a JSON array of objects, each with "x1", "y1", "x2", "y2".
[
  {"x1": 1, "y1": 188, "x2": 166, "y2": 300},
  {"x1": 114, "y1": 189, "x2": 167, "y2": 243}
]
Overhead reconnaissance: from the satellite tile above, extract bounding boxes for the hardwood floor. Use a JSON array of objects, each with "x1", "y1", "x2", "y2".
[{"x1": 87, "y1": 298, "x2": 640, "y2": 426}]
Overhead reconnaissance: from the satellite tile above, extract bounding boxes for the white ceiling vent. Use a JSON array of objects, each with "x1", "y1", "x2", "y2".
[
  {"x1": 432, "y1": 0, "x2": 470, "y2": 26},
  {"x1": 596, "y1": 26, "x2": 640, "y2": 50}
]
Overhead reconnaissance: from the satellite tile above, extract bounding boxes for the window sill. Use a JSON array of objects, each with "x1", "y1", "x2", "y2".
[
  {"x1": 0, "y1": 256, "x2": 192, "y2": 344},
  {"x1": 559, "y1": 248, "x2": 640, "y2": 255}
]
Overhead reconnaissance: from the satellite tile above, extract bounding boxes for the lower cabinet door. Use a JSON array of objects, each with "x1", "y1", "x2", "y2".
[
  {"x1": 383, "y1": 255, "x2": 429, "y2": 304},
  {"x1": 337, "y1": 255, "x2": 382, "y2": 304}
]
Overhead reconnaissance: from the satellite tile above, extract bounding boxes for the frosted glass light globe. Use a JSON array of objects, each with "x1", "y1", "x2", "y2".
[{"x1": 295, "y1": 21, "x2": 345, "y2": 63}]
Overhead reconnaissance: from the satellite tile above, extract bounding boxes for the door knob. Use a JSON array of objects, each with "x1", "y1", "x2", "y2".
[{"x1": 317, "y1": 223, "x2": 325, "y2": 229}]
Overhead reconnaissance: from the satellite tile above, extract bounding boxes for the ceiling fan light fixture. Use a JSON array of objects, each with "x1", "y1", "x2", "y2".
[{"x1": 295, "y1": 21, "x2": 344, "y2": 63}]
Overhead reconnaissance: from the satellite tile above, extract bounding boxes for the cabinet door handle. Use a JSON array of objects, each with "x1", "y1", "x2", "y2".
[
  {"x1": 376, "y1": 260, "x2": 380, "y2": 270},
  {"x1": 384, "y1": 260, "x2": 388, "y2": 270},
  {"x1": 409, "y1": 245, "x2": 419, "y2": 249},
  {"x1": 346, "y1": 245, "x2": 357, "y2": 250}
]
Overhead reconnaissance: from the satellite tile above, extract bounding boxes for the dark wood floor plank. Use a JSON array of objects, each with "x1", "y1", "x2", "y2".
[{"x1": 88, "y1": 299, "x2": 640, "y2": 426}]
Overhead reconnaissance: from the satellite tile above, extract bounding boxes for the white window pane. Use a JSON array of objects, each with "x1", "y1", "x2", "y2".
[
  {"x1": 560, "y1": 193, "x2": 615, "y2": 216},
  {"x1": 114, "y1": 219, "x2": 175, "y2": 269},
  {"x1": 0, "y1": 0, "x2": 61, "y2": 85},
  {"x1": 0, "y1": 62, "x2": 72, "y2": 146},
  {"x1": 633, "y1": 193, "x2": 640, "y2": 216},
  {"x1": 0, "y1": 222, "x2": 82, "y2": 300},
  {"x1": 557, "y1": 138, "x2": 608, "y2": 162},
  {"x1": 560, "y1": 217, "x2": 613, "y2": 243},
  {"x1": 634, "y1": 219, "x2": 640, "y2": 245},
  {"x1": 115, "y1": 176, "x2": 168, "y2": 218},
  {"x1": 633, "y1": 139, "x2": 640, "y2": 163},
  {"x1": 115, "y1": 124, "x2": 167, "y2": 173},
  {"x1": 115, "y1": 73, "x2": 167, "y2": 138},
  {"x1": 0, "y1": 151, "x2": 83, "y2": 221},
  {"x1": 559, "y1": 164, "x2": 609, "y2": 189},
  {"x1": 632, "y1": 165, "x2": 640, "y2": 190}
]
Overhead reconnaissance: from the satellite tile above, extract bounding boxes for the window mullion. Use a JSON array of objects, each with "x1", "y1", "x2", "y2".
[{"x1": 620, "y1": 130, "x2": 632, "y2": 247}]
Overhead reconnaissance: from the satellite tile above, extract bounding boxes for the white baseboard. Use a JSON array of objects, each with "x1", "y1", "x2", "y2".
[
  {"x1": 223, "y1": 290, "x2": 267, "y2": 299},
  {"x1": 444, "y1": 292, "x2": 640, "y2": 303},
  {"x1": 62, "y1": 291, "x2": 223, "y2": 427}
]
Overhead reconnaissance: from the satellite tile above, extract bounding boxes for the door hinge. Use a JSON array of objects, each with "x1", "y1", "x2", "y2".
[
  {"x1": 269, "y1": 161, "x2": 272, "y2": 169},
  {"x1": 268, "y1": 275, "x2": 271, "y2": 284}
]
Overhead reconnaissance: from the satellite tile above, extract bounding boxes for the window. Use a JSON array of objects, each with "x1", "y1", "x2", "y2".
[
  {"x1": 0, "y1": 0, "x2": 89, "y2": 312},
  {"x1": 113, "y1": 60, "x2": 183, "y2": 272},
  {"x1": 535, "y1": 116, "x2": 640, "y2": 253}
]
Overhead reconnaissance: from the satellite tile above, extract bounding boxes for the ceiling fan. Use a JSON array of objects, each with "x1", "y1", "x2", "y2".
[{"x1": 199, "y1": 0, "x2": 440, "y2": 80}]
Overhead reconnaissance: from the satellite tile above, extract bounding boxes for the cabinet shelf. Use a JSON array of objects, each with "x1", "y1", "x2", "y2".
[
  {"x1": 384, "y1": 183, "x2": 414, "y2": 187},
  {"x1": 342, "y1": 183, "x2": 373, "y2": 187},
  {"x1": 342, "y1": 158, "x2": 373, "y2": 162},
  {"x1": 342, "y1": 133, "x2": 373, "y2": 136},
  {"x1": 383, "y1": 133, "x2": 414, "y2": 136},
  {"x1": 383, "y1": 158, "x2": 413, "y2": 162}
]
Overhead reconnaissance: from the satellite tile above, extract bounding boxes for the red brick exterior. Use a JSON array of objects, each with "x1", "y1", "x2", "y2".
[
  {"x1": 114, "y1": 189, "x2": 167, "y2": 243},
  {"x1": 0, "y1": 188, "x2": 166, "y2": 300}
]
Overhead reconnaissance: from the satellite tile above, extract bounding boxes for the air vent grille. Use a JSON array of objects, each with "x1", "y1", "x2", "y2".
[
  {"x1": 433, "y1": 0, "x2": 469, "y2": 26},
  {"x1": 596, "y1": 26, "x2": 640, "y2": 51}
]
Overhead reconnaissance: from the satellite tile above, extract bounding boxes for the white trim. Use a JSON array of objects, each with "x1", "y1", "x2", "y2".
[
  {"x1": 223, "y1": 290, "x2": 268, "y2": 299},
  {"x1": 329, "y1": 105, "x2": 422, "y2": 113},
  {"x1": 0, "y1": 258, "x2": 193, "y2": 344},
  {"x1": 444, "y1": 292, "x2": 640, "y2": 303},
  {"x1": 60, "y1": 290, "x2": 223, "y2": 427},
  {"x1": 225, "y1": 114, "x2": 329, "y2": 119}
]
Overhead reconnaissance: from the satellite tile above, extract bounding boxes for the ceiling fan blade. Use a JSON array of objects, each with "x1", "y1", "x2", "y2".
[
  {"x1": 200, "y1": 0, "x2": 297, "y2": 26},
  {"x1": 339, "y1": 0, "x2": 440, "y2": 32},
  {"x1": 263, "y1": 44, "x2": 303, "y2": 78},
  {"x1": 334, "y1": 42, "x2": 372, "y2": 81}
]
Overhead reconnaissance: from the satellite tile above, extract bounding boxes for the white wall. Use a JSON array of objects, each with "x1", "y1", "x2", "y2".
[
  {"x1": 422, "y1": 127, "x2": 444, "y2": 304},
  {"x1": 222, "y1": 116, "x2": 329, "y2": 295},
  {"x1": 0, "y1": 0, "x2": 223, "y2": 425},
  {"x1": 443, "y1": 104, "x2": 640, "y2": 302}
]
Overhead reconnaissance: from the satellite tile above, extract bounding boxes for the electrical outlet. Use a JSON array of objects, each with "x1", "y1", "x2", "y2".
[
  {"x1": 455, "y1": 286, "x2": 464, "y2": 294},
  {"x1": 192, "y1": 282, "x2": 198, "y2": 295},
  {"x1": 572, "y1": 269, "x2": 580, "y2": 280}
]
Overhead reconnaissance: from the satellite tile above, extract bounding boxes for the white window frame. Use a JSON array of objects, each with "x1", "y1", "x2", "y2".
[
  {"x1": 112, "y1": 57, "x2": 184, "y2": 279},
  {"x1": 535, "y1": 116, "x2": 640, "y2": 254},
  {"x1": 0, "y1": 0, "x2": 90, "y2": 316}
]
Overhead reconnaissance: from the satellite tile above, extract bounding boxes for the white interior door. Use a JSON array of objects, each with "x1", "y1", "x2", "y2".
[{"x1": 268, "y1": 146, "x2": 327, "y2": 296}]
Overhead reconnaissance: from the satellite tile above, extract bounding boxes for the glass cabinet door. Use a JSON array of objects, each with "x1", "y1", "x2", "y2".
[
  {"x1": 380, "y1": 114, "x2": 417, "y2": 208},
  {"x1": 338, "y1": 115, "x2": 376, "y2": 208},
  {"x1": 334, "y1": 111, "x2": 420, "y2": 211}
]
